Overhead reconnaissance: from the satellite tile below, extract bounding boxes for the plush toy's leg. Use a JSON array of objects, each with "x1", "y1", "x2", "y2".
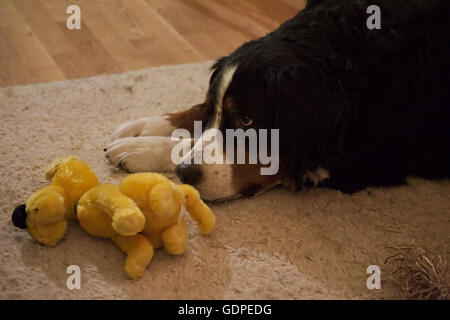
[
  {"x1": 179, "y1": 184, "x2": 215, "y2": 235},
  {"x1": 112, "y1": 234, "x2": 154, "y2": 280},
  {"x1": 145, "y1": 231, "x2": 164, "y2": 249},
  {"x1": 162, "y1": 218, "x2": 188, "y2": 255},
  {"x1": 78, "y1": 184, "x2": 145, "y2": 236},
  {"x1": 77, "y1": 201, "x2": 116, "y2": 238}
]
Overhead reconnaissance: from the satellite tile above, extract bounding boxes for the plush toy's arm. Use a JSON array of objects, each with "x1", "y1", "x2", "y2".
[
  {"x1": 78, "y1": 184, "x2": 145, "y2": 236},
  {"x1": 179, "y1": 184, "x2": 215, "y2": 235}
]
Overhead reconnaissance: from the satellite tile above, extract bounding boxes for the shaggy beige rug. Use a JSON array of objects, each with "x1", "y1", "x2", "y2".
[{"x1": 1, "y1": 61, "x2": 449, "y2": 299}]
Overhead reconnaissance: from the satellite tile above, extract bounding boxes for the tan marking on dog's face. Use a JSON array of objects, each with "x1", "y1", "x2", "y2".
[
  {"x1": 222, "y1": 97, "x2": 246, "y2": 129},
  {"x1": 231, "y1": 163, "x2": 283, "y2": 197},
  {"x1": 166, "y1": 94, "x2": 212, "y2": 134},
  {"x1": 194, "y1": 144, "x2": 283, "y2": 200}
]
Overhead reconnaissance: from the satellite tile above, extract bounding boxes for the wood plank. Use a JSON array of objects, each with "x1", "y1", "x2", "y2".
[
  {"x1": 185, "y1": 0, "x2": 271, "y2": 40},
  {"x1": 280, "y1": 0, "x2": 308, "y2": 12},
  {"x1": 243, "y1": 0, "x2": 303, "y2": 24},
  {"x1": 0, "y1": 0, "x2": 65, "y2": 86},
  {"x1": 126, "y1": 1, "x2": 205, "y2": 64},
  {"x1": 146, "y1": 0, "x2": 250, "y2": 56},
  {"x1": 52, "y1": 0, "x2": 203, "y2": 68},
  {"x1": 12, "y1": 0, "x2": 78, "y2": 56},
  {"x1": 43, "y1": 0, "x2": 149, "y2": 71},
  {"x1": 0, "y1": 28, "x2": 33, "y2": 86},
  {"x1": 14, "y1": 0, "x2": 121, "y2": 79},
  {"x1": 1, "y1": 0, "x2": 304, "y2": 86}
]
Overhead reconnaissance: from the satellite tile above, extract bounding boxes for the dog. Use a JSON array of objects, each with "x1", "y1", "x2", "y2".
[{"x1": 105, "y1": 0, "x2": 450, "y2": 200}]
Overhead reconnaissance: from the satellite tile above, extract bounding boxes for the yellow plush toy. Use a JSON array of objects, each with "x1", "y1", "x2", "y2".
[
  {"x1": 77, "y1": 173, "x2": 215, "y2": 279},
  {"x1": 12, "y1": 156, "x2": 216, "y2": 280}
]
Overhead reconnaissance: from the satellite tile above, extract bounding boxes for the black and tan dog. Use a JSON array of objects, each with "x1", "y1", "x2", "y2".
[{"x1": 105, "y1": 0, "x2": 450, "y2": 200}]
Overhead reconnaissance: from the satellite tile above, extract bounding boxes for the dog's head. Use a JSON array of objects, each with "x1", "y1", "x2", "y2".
[{"x1": 174, "y1": 40, "x2": 347, "y2": 200}]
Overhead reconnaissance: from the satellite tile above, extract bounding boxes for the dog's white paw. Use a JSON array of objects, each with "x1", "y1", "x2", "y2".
[
  {"x1": 104, "y1": 136, "x2": 179, "y2": 172},
  {"x1": 112, "y1": 116, "x2": 176, "y2": 140}
]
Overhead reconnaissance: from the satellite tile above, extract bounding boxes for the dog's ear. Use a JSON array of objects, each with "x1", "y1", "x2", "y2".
[{"x1": 262, "y1": 65, "x2": 350, "y2": 190}]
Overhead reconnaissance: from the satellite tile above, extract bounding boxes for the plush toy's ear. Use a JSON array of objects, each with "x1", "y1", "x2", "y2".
[
  {"x1": 12, "y1": 204, "x2": 27, "y2": 229},
  {"x1": 45, "y1": 155, "x2": 78, "y2": 181}
]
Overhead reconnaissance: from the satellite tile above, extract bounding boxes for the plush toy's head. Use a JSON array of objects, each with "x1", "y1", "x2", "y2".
[
  {"x1": 11, "y1": 155, "x2": 99, "y2": 246},
  {"x1": 12, "y1": 185, "x2": 68, "y2": 246}
]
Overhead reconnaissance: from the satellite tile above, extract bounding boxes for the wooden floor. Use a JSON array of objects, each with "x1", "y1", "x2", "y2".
[{"x1": 0, "y1": 0, "x2": 306, "y2": 87}]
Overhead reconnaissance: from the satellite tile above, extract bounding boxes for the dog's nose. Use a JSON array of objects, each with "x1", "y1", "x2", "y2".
[{"x1": 175, "y1": 163, "x2": 202, "y2": 185}]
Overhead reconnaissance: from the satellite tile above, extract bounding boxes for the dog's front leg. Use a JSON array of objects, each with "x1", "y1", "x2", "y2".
[
  {"x1": 111, "y1": 103, "x2": 208, "y2": 140},
  {"x1": 106, "y1": 103, "x2": 208, "y2": 172},
  {"x1": 105, "y1": 136, "x2": 192, "y2": 173},
  {"x1": 112, "y1": 115, "x2": 176, "y2": 140}
]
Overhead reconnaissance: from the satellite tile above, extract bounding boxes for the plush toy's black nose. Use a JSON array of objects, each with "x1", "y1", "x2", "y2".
[
  {"x1": 12, "y1": 204, "x2": 28, "y2": 229},
  {"x1": 175, "y1": 163, "x2": 202, "y2": 185}
]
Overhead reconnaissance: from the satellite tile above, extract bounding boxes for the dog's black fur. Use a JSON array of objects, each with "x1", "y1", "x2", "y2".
[{"x1": 211, "y1": 0, "x2": 449, "y2": 193}]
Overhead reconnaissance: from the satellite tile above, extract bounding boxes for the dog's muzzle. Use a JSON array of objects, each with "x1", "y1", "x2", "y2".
[{"x1": 175, "y1": 163, "x2": 202, "y2": 185}]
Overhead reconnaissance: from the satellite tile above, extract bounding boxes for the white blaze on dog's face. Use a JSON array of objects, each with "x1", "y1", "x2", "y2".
[
  {"x1": 176, "y1": 65, "x2": 239, "y2": 200},
  {"x1": 175, "y1": 64, "x2": 283, "y2": 200},
  {"x1": 189, "y1": 132, "x2": 237, "y2": 200}
]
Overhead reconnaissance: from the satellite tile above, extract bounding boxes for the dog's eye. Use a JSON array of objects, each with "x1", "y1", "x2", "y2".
[{"x1": 240, "y1": 115, "x2": 253, "y2": 127}]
